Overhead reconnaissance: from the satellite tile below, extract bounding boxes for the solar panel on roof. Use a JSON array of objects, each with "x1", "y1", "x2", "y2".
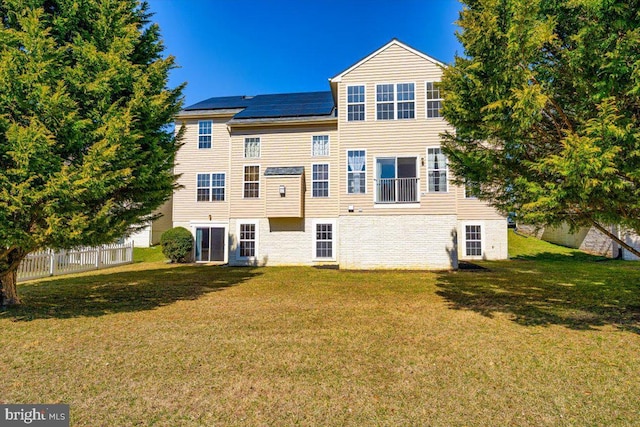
[
  {"x1": 233, "y1": 91, "x2": 334, "y2": 119},
  {"x1": 183, "y1": 91, "x2": 336, "y2": 119},
  {"x1": 184, "y1": 96, "x2": 253, "y2": 111}
]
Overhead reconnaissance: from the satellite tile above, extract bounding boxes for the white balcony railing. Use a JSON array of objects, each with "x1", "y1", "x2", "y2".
[{"x1": 375, "y1": 177, "x2": 419, "y2": 203}]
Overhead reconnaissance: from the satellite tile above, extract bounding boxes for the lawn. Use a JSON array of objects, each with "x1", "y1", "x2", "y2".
[{"x1": 1, "y1": 232, "x2": 639, "y2": 426}]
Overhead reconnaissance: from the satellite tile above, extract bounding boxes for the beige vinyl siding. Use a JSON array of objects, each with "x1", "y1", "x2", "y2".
[
  {"x1": 229, "y1": 124, "x2": 338, "y2": 219},
  {"x1": 173, "y1": 117, "x2": 231, "y2": 224},
  {"x1": 337, "y1": 43, "x2": 456, "y2": 215},
  {"x1": 340, "y1": 43, "x2": 442, "y2": 84},
  {"x1": 456, "y1": 185, "x2": 505, "y2": 220},
  {"x1": 265, "y1": 175, "x2": 303, "y2": 218},
  {"x1": 150, "y1": 198, "x2": 173, "y2": 244},
  {"x1": 338, "y1": 117, "x2": 457, "y2": 215}
]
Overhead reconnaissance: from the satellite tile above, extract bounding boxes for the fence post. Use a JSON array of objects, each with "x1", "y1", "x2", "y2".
[
  {"x1": 95, "y1": 246, "x2": 100, "y2": 269},
  {"x1": 49, "y1": 249, "x2": 55, "y2": 277}
]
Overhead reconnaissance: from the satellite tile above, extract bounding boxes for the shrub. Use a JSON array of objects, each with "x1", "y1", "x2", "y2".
[{"x1": 160, "y1": 227, "x2": 193, "y2": 263}]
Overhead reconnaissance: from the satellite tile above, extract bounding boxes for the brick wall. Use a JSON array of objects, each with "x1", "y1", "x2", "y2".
[
  {"x1": 192, "y1": 215, "x2": 509, "y2": 269},
  {"x1": 339, "y1": 215, "x2": 459, "y2": 269}
]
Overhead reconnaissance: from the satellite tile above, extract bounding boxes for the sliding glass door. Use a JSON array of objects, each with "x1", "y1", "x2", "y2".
[{"x1": 195, "y1": 227, "x2": 226, "y2": 262}]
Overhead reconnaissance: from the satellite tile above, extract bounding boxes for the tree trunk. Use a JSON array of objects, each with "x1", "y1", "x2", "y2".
[
  {"x1": 591, "y1": 220, "x2": 640, "y2": 259},
  {"x1": 0, "y1": 267, "x2": 20, "y2": 307}
]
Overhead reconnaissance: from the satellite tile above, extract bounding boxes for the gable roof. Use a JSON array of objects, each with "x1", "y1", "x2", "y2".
[{"x1": 329, "y1": 38, "x2": 446, "y2": 83}]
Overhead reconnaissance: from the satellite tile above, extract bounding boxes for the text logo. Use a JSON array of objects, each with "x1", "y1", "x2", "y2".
[{"x1": 0, "y1": 405, "x2": 69, "y2": 427}]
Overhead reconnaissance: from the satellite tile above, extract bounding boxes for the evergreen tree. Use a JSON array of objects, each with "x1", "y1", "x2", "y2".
[
  {"x1": 0, "y1": 0, "x2": 184, "y2": 306},
  {"x1": 441, "y1": 0, "x2": 640, "y2": 256}
]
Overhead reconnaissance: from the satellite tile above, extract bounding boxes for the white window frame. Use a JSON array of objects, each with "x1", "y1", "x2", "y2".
[
  {"x1": 346, "y1": 84, "x2": 366, "y2": 122},
  {"x1": 375, "y1": 82, "x2": 415, "y2": 120},
  {"x1": 396, "y1": 82, "x2": 416, "y2": 119},
  {"x1": 198, "y1": 120, "x2": 212, "y2": 149},
  {"x1": 312, "y1": 219, "x2": 337, "y2": 261},
  {"x1": 346, "y1": 149, "x2": 367, "y2": 194},
  {"x1": 462, "y1": 222, "x2": 484, "y2": 259},
  {"x1": 463, "y1": 181, "x2": 478, "y2": 199},
  {"x1": 426, "y1": 146, "x2": 448, "y2": 193},
  {"x1": 311, "y1": 135, "x2": 330, "y2": 157},
  {"x1": 244, "y1": 137, "x2": 261, "y2": 159},
  {"x1": 426, "y1": 81, "x2": 443, "y2": 119},
  {"x1": 312, "y1": 163, "x2": 330, "y2": 198},
  {"x1": 236, "y1": 220, "x2": 259, "y2": 260},
  {"x1": 195, "y1": 172, "x2": 225, "y2": 202},
  {"x1": 375, "y1": 83, "x2": 395, "y2": 120},
  {"x1": 242, "y1": 164, "x2": 260, "y2": 199}
]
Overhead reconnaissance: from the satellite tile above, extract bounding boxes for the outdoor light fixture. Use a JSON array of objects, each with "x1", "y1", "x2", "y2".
[
  {"x1": 348, "y1": 205, "x2": 354, "y2": 212},
  {"x1": 279, "y1": 185, "x2": 286, "y2": 196}
]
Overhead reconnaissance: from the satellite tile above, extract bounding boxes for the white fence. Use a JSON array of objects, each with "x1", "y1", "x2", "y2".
[{"x1": 17, "y1": 242, "x2": 134, "y2": 282}]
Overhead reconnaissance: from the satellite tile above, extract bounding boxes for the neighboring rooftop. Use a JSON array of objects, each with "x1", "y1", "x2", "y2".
[{"x1": 182, "y1": 91, "x2": 335, "y2": 120}]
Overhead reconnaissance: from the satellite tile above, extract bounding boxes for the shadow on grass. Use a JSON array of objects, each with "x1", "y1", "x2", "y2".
[
  {"x1": 437, "y1": 251, "x2": 640, "y2": 334},
  {"x1": 4, "y1": 265, "x2": 261, "y2": 322}
]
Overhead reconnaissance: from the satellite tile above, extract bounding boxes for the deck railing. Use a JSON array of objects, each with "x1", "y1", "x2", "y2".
[
  {"x1": 375, "y1": 177, "x2": 420, "y2": 203},
  {"x1": 17, "y1": 242, "x2": 134, "y2": 282}
]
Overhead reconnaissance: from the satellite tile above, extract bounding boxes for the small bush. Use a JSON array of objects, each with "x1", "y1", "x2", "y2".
[{"x1": 160, "y1": 227, "x2": 193, "y2": 263}]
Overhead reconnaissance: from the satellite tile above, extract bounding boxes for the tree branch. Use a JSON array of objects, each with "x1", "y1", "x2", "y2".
[
  {"x1": 519, "y1": 63, "x2": 574, "y2": 133},
  {"x1": 590, "y1": 220, "x2": 640, "y2": 259}
]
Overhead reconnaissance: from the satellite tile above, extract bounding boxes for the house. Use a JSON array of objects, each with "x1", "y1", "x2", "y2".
[
  {"x1": 172, "y1": 39, "x2": 508, "y2": 269},
  {"x1": 518, "y1": 223, "x2": 640, "y2": 260},
  {"x1": 124, "y1": 199, "x2": 173, "y2": 248}
]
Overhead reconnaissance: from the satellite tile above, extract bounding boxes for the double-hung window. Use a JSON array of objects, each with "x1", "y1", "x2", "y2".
[
  {"x1": 465, "y1": 225, "x2": 482, "y2": 257},
  {"x1": 426, "y1": 82, "x2": 443, "y2": 118},
  {"x1": 196, "y1": 173, "x2": 225, "y2": 201},
  {"x1": 347, "y1": 85, "x2": 365, "y2": 121},
  {"x1": 312, "y1": 135, "x2": 329, "y2": 156},
  {"x1": 427, "y1": 147, "x2": 448, "y2": 192},
  {"x1": 314, "y1": 222, "x2": 335, "y2": 260},
  {"x1": 376, "y1": 84, "x2": 395, "y2": 120},
  {"x1": 464, "y1": 181, "x2": 479, "y2": 199},
  {"x1": 243, "y1": 166, "x2": 260, "y2": 198},
  {"x1": 376, "y1": 83, "x2": 415, "y2": 120},
  {"x1": 396, "y1": 83, "x2": 415, "y2": 119},
  {"x1": 312, "y1": 164, "x2": 329, "y2": 198},
  {"x1": 198, "y1": 121, "x2": 212, "y2": 149},
  {"x1": 239, "y1": 223, "x2": 256, "y2": 258},
  {"x1": 244, "y1": 137, "x2": 260, "y2": 158},
  {"x1": 347, "y1": 150, "x2": 366, "y2": 194}
]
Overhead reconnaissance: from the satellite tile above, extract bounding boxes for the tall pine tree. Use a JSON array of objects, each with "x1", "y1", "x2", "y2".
[
  {"x1": 0, "y1": 0, "x2": 184, "y2": 306},
  {"x1": 441, "y1": 0, "x2": 640, "y2": 256}
]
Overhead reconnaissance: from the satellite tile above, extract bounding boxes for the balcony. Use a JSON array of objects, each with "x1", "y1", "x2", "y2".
[{"x1": 374, "y1": 177, "x2": 419, "y2": 204}]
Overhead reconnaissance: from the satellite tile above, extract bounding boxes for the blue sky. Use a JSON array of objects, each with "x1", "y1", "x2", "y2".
[{"x1": 147, "y1": 0, "x2": 464, "y2": 107}]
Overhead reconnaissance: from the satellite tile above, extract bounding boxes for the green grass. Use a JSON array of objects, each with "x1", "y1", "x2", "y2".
[
  {"x1": 1, "y1": 231, "x2": 639, "y2": 426},
  {"x1": 508, "y1": 229, "x2": 579, "y2": 258},
  {"x1": 133, "y1": 245, "x2": 167, "y2": 263}
]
